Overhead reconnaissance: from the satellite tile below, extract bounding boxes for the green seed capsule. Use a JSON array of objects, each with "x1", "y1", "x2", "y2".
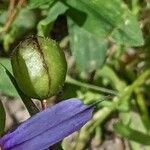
[{"x1": 11, "y1": 36, "x2": 67, "y2": 100}]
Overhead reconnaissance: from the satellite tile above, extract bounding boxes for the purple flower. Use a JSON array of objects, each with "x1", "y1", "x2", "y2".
[{"x1": 0, "y1": 98, "x2": 93, "y2": 150}]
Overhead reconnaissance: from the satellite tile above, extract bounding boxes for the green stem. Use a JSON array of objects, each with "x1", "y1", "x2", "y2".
[
  {"x1": 74, "y1": 70, "x2": 150, "y2": 150},
  {"x1": 135, "y1": 88, "x2": 150, "y2": 132},
  {"x1": 66, "y1": 76, "x2": 118, "y2": 95},
  {"x1": 0, "y1": 99, "x2": 5, "y2": 136},
  {"x1": 92, "y1": 70, "x2": 150, "y2": 130}
]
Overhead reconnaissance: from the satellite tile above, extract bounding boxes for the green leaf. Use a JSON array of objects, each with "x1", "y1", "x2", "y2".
[
  {"x1": 111, "y1": 14, "x2": 144, "y2": 46},
  {"x1": 0, "y1": 58, "x2": 18, "y2": 97},
  {"x1": 0, "y1": 62, "x2": 39, "y2": 116},
  {"x1": 95, "y1": 65, "x2": 126, "y2": 91},
  {"x1": 66, "y1": 1, "x2": 111, "y2": 39},
  {"x1": 5, "y1": 68, "x2": 39, "y2": 116},
  {"x1": 119, "y1": 111, "x2": 150, "y2": 149},
  {"x1": 65, "y1": 0, "x2": 144, "y2": 46},
  {"x1": 38, "y1": 1, "x2": 68, "y2": 36},
  {"x1": 28, "y1": 0, "x2": 55, "y2": 9},
  {"x1": 113, "y1": 122, "x2": 150, "y2": 145},
  {"x1": 0, "y1": 99, "x2": 5, "y2": 136},
  {"x1": 68, "y1": 18, "x2": 107, "y2": 72}
]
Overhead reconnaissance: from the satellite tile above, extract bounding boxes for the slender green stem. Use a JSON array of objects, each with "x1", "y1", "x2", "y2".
[
  {"x1": 91, "y1": 70, "x2": 150, "y2": 130},
  {"x1": 74, "y1": 70, "x2": 150, "y2": 150},
  {"x1": 66, "y1": 76, "x2": 118, "y2": 95},
  {"x1": 135, "y1": 88, "x2": 150, "y2": 132}
]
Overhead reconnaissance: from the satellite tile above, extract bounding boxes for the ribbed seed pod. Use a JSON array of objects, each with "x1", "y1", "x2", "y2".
[{"x1": 11, "y1": 36, "x2": 67, "y2": 100}]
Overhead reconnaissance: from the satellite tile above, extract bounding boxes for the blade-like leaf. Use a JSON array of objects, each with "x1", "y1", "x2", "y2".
[
  {"x1": 113, "y1": 122, "x2": 150, "y2": 145},
  {"x1": 0, "y1": 99, "x2": 93, "y2": 150},
  {"x1": 0, "y1": 63, "x2": 39, "y2": 116},
  {"x1": 0, "y1": 99, "x2": 5, "y2": 136},
  {"x1": 38, "y1": 1, "x2": 68, "y2": 36},
  {"x1": 0, "y1": 58, "x2": 18, "y2": 97}
]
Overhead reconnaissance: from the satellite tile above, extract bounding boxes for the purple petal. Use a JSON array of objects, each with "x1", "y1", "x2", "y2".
[{"x1": 0, "y1": 98, "x2": 93, "y2": 150}]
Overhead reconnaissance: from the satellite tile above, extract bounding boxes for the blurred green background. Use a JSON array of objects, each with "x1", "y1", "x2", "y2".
[{"x1": 0, "y1": 0, "x2": 150, "y2": 150}]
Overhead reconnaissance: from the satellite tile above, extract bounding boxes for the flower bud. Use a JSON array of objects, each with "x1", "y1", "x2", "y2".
[{"x1": 11, "y1": 36, "x2": 67, "y2": 100}]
